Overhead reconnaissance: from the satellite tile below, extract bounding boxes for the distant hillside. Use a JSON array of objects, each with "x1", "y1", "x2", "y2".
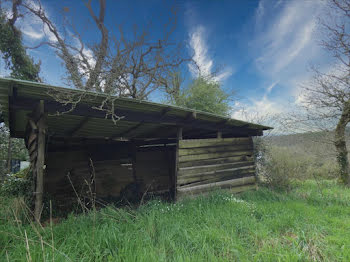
[{"x1": 264, "y1": 130, "x2": 350, "y2": 161}]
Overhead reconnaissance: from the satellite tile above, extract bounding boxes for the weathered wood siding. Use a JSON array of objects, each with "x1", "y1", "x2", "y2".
[
  {"x1": 135, "y1": 145, "x2": 175, "y2": 195},
  {"x1": 177, "y1": 137, "x2": 256, "y2": 198},
  {"x1": 44, "y1": 142, "x2": 175, "y2": 206}
]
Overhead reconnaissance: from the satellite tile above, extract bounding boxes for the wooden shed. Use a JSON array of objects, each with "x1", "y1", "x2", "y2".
[{"x1": 0, "y1": 78, "x2": 271, "y2": 216}]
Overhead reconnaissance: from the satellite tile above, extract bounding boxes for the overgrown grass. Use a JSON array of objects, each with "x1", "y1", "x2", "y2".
[{"x1": 1, "y1": 180, "x2": 349, "y2": 261}]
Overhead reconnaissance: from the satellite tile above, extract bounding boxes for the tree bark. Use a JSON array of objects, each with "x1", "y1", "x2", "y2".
[
  {"x1": 34, "y1": 101, "x2": 46, "y2": 222},
  {"x1": 334, "y1": 102, "x2": 350, "y2": 186}
]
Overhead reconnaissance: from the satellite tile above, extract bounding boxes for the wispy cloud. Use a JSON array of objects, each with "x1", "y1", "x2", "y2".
[
  {"x1": 253, "y1": 0, "x2": 324, "y2": 76},
  {"x1": 188, "y1": 26, "x2": 213, "y2": 77},
  {"x1": 266, "y1": 81, "x2": 278, "y2": 93},
  {"x1": 237, "y1": 0, "x2": 331, "y2": 123},
  {"x1": 21, "y1": 23, "x2": 45, "y2": 40},
  {"x1": 232, "y1": 95, "x2": 283, "y2": 125},
  {"x1": 188, "y1": 25, "x2": 234, "y2": 82}
]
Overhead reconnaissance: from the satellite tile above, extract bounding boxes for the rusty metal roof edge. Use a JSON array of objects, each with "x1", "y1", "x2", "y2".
[{"x1": 0, "y1": 77, "x2": 273, "y2": 131}]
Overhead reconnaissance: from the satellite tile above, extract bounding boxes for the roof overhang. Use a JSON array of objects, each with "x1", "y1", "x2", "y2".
[{"x1": 0, "y1": 78, "x2": 272, "y2": 140}]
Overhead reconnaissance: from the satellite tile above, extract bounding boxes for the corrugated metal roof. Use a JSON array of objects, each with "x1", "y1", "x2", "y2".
[{"x1": 0, "y1": 78, "x2": 272, "y2": 140}]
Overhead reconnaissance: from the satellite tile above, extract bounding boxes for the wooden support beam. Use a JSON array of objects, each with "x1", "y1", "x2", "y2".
[
  {"x1": 8, "y1": 85, "x2": 17, "y2": 137},
  {"x1": 217, "y1": 131, "x2": 222, "y2": 139},
  {"x1": 34, "y1": 100, "x2": 46, "y2": 222},
  {"x1": 66, "y1": 116, "x2": 90, "y2": 136},
  {"x1": 177, "y1": 127, "x2": 183, "y2": 140},
  {"x1": 131, "y1": 142, "x2": 137, "y2": 182},
  {"x1": 174, "y1": 127, "x2": 183, "y2": 201}
]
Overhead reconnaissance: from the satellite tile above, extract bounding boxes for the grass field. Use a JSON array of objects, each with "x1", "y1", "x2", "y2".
[{"x1": 1, "y1": 180, "x2": 350, "y2": 262}]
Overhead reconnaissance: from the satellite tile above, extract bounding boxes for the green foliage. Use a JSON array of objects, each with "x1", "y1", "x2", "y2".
[
  {"x1": 0, "y1": 125, "x2": 28, "y2": 179},
  {"x1": 0, "y1": 167, "x2": 32, "y2": 199},
  {"x1": 0, "y1": 12, "x2": 41, "y2": 81},
  {"x1": 257, "y1": 145, "x2": 339, "y2": 190},
  {"x1": 167, "y1": 77, "x2": 232, "y2": 116},
  {"x1": 0, "y1": 126, "x2": 27, "y2": 161},
  {"x1": 0, "y1": 181, "x2": 349, "y2": 261}
]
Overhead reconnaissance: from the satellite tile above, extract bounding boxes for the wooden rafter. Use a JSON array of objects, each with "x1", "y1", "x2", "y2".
[
  {"x1": 10, "y1": 95, "x2": 263, "y2": 137},
  {"x1": 66, "y1": 116, "x2": 90, "y2": 136}
]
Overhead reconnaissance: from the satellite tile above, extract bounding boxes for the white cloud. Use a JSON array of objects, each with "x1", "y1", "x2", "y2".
[
  {"x1": 232, "y1": 95, "x2": 283, "y2": 125},
  {"x1": 76, "y1": 47, "x2": 96, "y2": 76},
  {"x1": 239, "y1": 0, "x2": 332, "y2": 127},
  {"x1": 255, "y1": 0, "x2": 265, "y2": 26},
  {"x1": 188, "y1": 25, "x2": 233, "y2": 82},
  {"x1": 188, "y1": 26, "x2": 213, "y2": 77},
  {"x1": 266, "y1": 81, "x2": 278, "y2": 93},
  {"x1": 22, "y1": 24, "x2": 45, "y2": 40},
  {"x1": 16, "y1": 2, "x2": 58, "y2": 43},
  {"x1": 253, "y1": 0, "x2": 324, "y2": 76},
  {"x1": 213, "y1": 67, "x2": 235, "y2": 82}
]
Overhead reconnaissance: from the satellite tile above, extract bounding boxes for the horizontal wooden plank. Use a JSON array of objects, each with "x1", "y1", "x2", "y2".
[
  {"x1": 177, "y1": 167, "x2": 255, "y2": 186},
  {"x1": 179, "y1": 150, "x2": 253, "y2": 163},
  {"x1": 178, "y1": 144, "x2": 253, "y2": 156},
  {"x1": 178, "y1": 155, "x2": 254, "y2": 168},
  {"x1": 179, "y1": 164, "x2": 255, "y2": 180},
  {"x1": 178, "y1": 161, "x2": 254, "y2": 176},
  {"x1": 178, "y1": 170, "x2": 255, "y2": 188},
  {"x1": 177, "y1": 176, "x2": 256, "y2": 195},
  {"x1": 179, "y1": 137, "x2": 252, "y2": 149},
  {"x1": 177, "y1": 184, "x2": 256, "y2": 200}
]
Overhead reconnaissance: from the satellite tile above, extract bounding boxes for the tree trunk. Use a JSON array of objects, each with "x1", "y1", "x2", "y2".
[
  {"x1": 334, "y1": 104, "x2": 350, "y2": 186},
  {"x1": 34, "y1": 101, "x2": 46, "y2": 222}
]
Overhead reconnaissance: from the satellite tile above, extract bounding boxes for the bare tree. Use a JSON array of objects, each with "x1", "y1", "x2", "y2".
[
  {"x1": 293, "y1": 0, "x2": 350, "y2": 185},
  {"x1": 19, "y1": 0, "x2": 189, "y2": 122}
]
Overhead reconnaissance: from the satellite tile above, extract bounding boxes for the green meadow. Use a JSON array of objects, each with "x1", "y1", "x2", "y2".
[{"x1": 1, "y1": 180, "x2": 349, "y2": 262}]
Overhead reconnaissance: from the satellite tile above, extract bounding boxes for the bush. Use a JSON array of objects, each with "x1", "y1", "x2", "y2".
[
  {"x1": 0, "y1": 167, "x2": 33, "y2": 205},
  {"x1": 256, "y1": 144, "x2": 339, "y2": 191}
]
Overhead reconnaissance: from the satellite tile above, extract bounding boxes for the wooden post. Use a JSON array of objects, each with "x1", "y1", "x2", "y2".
[
  {"x1": 217, "y1": 131, "x2": 222, "y2": 139},
  {"x1": 174, "y1": 127, "x2": 183, "y2": 201},
  {"x1": 34, "y1": 100, "x2": 46, "y2": 222},
  {"x1": 177, "y1": 127, "x2": 183, "y2": 140},
  {"x1": 131, "y1": 141, "x2": 137, "y2": 182}
]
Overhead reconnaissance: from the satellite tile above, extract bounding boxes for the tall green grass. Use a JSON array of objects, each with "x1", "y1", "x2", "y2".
[{"x1": 1, "y1": 180, "x2": 349, "y2": 261}]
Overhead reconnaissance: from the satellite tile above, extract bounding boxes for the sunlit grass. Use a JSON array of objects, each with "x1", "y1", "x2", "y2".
[{"x1": 1, "y1": 180, "x2": 349, "y2": 261}]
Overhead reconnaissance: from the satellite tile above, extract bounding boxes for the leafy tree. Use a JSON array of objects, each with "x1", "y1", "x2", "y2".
[
  {"x1": 0, "y1": 0, "x2": 38, "y2": 180},
  {"x1": 166, "y1": 76, "x2": 233, "y2": 116},
  {"x1": 0, "y1": 1, "x2": 41, "y2": 81}
]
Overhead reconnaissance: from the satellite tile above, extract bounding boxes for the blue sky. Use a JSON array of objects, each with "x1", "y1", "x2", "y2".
[{"x1": 1, "y1": 0, "x2": 333, "y2": 121}]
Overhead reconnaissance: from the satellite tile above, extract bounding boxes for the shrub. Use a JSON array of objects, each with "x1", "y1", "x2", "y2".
[
  {"x1": 256, "y1": 144, "x2": 339, "y2": 190},
  {"x1": 0, "y1": 167, "x2": 33, "y2": 206}
]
